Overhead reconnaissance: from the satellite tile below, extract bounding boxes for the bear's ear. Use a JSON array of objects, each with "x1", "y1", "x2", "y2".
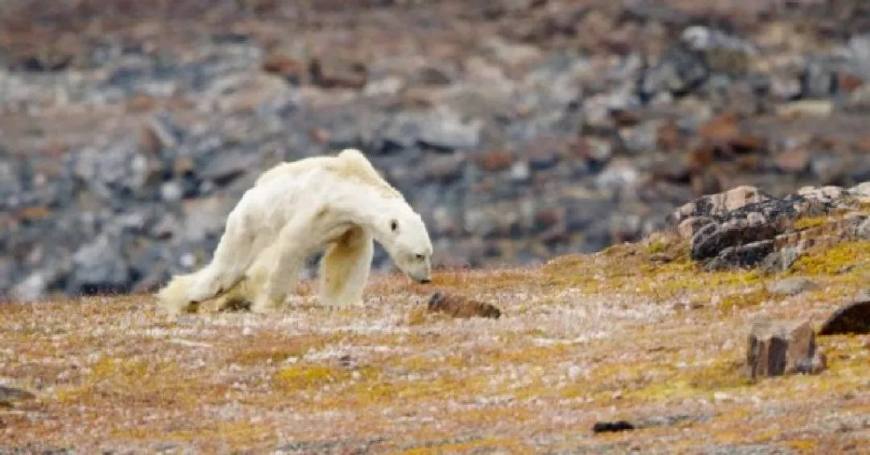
[{"x1": 390, "y1": 219, "x2": 398, "y2": 232}]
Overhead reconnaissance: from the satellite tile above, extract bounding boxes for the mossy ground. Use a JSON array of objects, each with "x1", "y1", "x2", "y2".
[{"x1": 1, "y1": 239, "x2": 867, "y2": 452}]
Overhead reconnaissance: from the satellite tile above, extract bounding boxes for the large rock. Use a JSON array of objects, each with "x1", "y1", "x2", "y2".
[
  {"x1": 746, "y1": 319, "x2": 826, "y2": 379},
  {"x1": 819, "y1": 296, "x2": 870, "y2": 335},
  {"x1": 671, "y1": 183, "x2": 868, "y2": 270}
]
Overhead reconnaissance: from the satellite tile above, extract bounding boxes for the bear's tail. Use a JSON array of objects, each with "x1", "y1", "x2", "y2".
[{"x1": 155, "y1": 273, "x2": 199, "y2": 316}]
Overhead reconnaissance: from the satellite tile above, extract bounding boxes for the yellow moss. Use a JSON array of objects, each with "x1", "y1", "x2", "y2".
[
  {"x1": 790, "y1": 240, "x2": 870, "y2": 276},
  {"x1": 718, "y1": 288, "x2": 772, "y2": 312},
  {"x1": 784, "y1": 439, "x2": 818, "y2": 453},
  {"x1": 114, "y1": 420, "x2": 273, "y2": 447},
  {"x1": 401, "y1": 436, "x2": 533, "y2": 454},
  {"x1": 792, "y1": 215, "x2": 829, "y2": 230},
  {"x1": 274, "y1": 363, "x2": 349, "y2": 390}
]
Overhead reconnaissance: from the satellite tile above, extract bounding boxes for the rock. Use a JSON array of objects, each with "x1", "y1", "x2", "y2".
[
  {"x1": 197, "y1": 150, "x2": 258, "y2": 185},
  {"x1": 691, "y1": 216, "x2": 779, "y2": 262},
  {"x1": 592, "y1": 420, "x2": 634, "y2": 433},
  {"x1": 262, "y1": 53, "x2": 305, "y2": 84},
  {"x1": 70, "y1": 234, "x2": 130, "y2": 294},
  {"x1": 417, "y1": 109, "x2": 482, "y2": 151},
  {"x1": 309, "y1": 57, "x2": 367, "y2": 90},
  {"x1": 427, "y1": 292, "x2": 501, "y2": 319},
  {"x1": 0, "y1": 385, "x2": 35, "y2": 407},
  {"x1": 774, "y1": 148, "x2": 811, "y2": 173},
  {"x1": 759, "y1": 246, "x2": 802, "y2": 274},
  {"x1": 766, "y1": 277, "x2": 817, "y2": 296},
  {"x1": 819, "y1": 299, "x2": 870, "y2": 335},
  {"x1": 776, "y1": 100, "x2": 834, "y2": 118},
  {"x1": 704, "y1": 239, "x2": 775, "y2": 270},
  {"x1": 640, "y1": 45, "x2": 708, "y2": 98},
  {"x1": 477, "y1": 150, "x2": 514, "y2": 172},
  {"x1": 425, "y1": 153, "x2": 466, "y2": 183},
  {"x1": 10, "y1": 272, "x2": 48, "y2": 302},
  {"x1": 746, "y1": 319, "x2": 826, "y2": 379},
  {"x1": 670, "y1": 185, "x2": 770, "y2": 225},
  {"x1": 677, "y1": 216, "x2": 714, "y2": 240}
]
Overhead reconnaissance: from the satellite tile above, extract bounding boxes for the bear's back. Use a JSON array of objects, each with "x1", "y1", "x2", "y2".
[{"x1": 256, "y1": 149, "x2": 400, "y2": 199}]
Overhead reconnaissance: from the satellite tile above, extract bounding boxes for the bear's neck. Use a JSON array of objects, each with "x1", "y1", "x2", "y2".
[{"x1": 330, "y1": 185, "x2": 403, "y2": 244}]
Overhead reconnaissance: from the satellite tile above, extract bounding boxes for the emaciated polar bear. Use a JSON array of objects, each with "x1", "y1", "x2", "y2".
[{"x1": 157, "y1": 149, "x2": 433, "y2": 315}]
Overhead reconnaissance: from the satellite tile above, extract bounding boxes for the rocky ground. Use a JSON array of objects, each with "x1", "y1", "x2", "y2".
[
  {"x1": 1, "y1": 0, "x2": 870, "y2": 299},
  {"x1": 1, "y1": 183, "x2": 868, "y2": 453}
]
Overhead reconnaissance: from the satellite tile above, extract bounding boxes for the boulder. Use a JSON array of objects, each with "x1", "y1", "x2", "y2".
[
  {"x1": 766, "y1": 277, "x2": 817, "y2": 296},
  {"x1": 746, "y1": 319, "x2": 826, "y2": 379},
  {"x1": 819, "y1": 297, "x2": 870, "y2": 335}
]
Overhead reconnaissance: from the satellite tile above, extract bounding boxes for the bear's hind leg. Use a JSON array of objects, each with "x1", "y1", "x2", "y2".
[
  {"x1": 319, "y1": 226, "x2": 373, "y2": 307},
  {"x1": 187, "y1": 211, "x2": 259, "y2": 303}
]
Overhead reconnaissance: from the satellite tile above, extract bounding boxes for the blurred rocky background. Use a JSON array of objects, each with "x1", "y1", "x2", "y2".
[{"x1": 1, "y1": 0, "x2": 868, "y2": 300}]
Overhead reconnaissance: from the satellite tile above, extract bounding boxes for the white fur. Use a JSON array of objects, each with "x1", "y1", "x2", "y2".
[{"x1": 156, "y1": 149, "x2": 433, "y2": 315}]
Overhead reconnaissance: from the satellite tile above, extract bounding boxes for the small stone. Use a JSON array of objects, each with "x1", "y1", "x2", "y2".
[
  {"x1": 477, "y1": 150, "x2": 514, "y2": 172},
  {"x1": 819, "y1": 299, "x2": 870, "y2": 335},
  {"x1": 746, "y1": 319, "x2": 826, "y2": 379},
  {"x1": 427, "y1": 292, "x2": 501, "y2": 319},
  {"x1": 592, "y1": 420, "x2": 634, "y2": 433},
  {"x1": 0, "y1": 385, "x2": 35, "y2": 407},
  {"x1": 776, "y1": 100, "x2": 834, "y2": 118},
  {"x1": 198, "y1": 151, "x2": 257, "y2": 185},
  {"x1": 766, "y1": 277, "x2": 817, "y2": 296},
  {"x1": 262, "y1": 54, "x2": 305, "y2": 84},
  {"x1": 774, "y1": 148, "x2": 810, "y2": 173},
  {"x1": 309, "y1": 57, "x2": 367, "y2": 90}
]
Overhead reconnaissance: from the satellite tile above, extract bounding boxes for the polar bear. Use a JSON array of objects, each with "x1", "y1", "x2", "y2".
[{"x1": 156, "y1": 148, "x2": 433, "y2": 315}]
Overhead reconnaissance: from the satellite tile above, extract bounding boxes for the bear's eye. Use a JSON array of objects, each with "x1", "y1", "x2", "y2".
[
  {"x1": 390, "y1": 220, "x2": 398, "y2": 232},
  {"x1": 415, "y1": 254, "x2": 425, "y2": 260}
]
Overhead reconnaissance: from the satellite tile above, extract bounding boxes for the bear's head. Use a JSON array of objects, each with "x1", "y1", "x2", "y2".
[{"x1": 377, "y1": 206, "x2": 433, "y2": 283}]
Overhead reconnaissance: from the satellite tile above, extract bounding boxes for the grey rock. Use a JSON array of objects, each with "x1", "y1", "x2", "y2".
[
  {"x1": 417, "y1": 109, "x2": 482, "y2": 151},
  {"x1": 759, "y1": 246, "x2": 802, "y2": 274},
  {"x1": 766, "y1": 277, "x2": 817, "y2": 296},
  {"x1": 641, "y1": 45, "x2": 708, "y2": 98},
  {"x1": 70, "y1": 234, "x2": 130, "y2": 294},
  {"x1": 746, "y1": 319, "x2": 826, "y2": 379},
  {"x1": 10, "y1": 272, "x2": 48, "y2": 302},
  {"x1": 197, "y1": 150, "x2": 258, "y2": 184}
]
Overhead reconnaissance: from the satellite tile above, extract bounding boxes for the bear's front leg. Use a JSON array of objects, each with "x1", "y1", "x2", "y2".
[{"x1": 319, "y1": 226, "x2": 373, "y2": 307}]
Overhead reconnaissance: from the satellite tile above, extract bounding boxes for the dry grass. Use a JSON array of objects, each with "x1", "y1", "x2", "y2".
[{"x1": 1, "y1": 241, "x2": 868, "y2": 452}]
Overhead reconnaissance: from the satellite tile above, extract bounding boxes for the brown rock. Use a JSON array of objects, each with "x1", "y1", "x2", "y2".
[
  {"x1": 656, "y1": 120, "x2": 682, "y2": 151},
  {"x1": 0, "y1": 385, "x2": 35, "y2": 407},
  {"x1": 837, "y1": 72, "x2": 863, "y2": 94},
  {"x1": 698, "y1": 113, "x2": 765, "y2": 153},
  {"x1": 427, "y1": 292, "x2": 501, "y2": 319},
  {"x1": 262, "y1": 54, "x2": 305, "y2": 84},
  {"x1": 746, "y1": 319, "x2": 826, "y2": 379},
  {"x1": 309, "y1": 57, "x2": 367, "y2": 90},
  {"x1": 819, "y1": 298, "x2": 870, "y2": 335},
  {"x1": 774, "y1": 148, "x2": 810, "y2": 173},
  {"x1": 699, "y1": 113, "x2": 740, "y2": 144},
  {"x1": 477, "y1": 150, "x2": 514, "y2": 172}
]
